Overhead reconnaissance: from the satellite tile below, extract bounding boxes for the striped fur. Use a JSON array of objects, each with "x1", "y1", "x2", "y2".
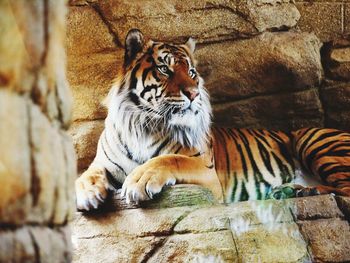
[
  {"x1": 75, "y1": 29, "x2": 350, "y2": 211},
  {"x1": 292, "y1": 128, "x2": 350, "y2": 196},
  {"x1": 212, "y1": 128, "x2": 295, "y2": 202}
]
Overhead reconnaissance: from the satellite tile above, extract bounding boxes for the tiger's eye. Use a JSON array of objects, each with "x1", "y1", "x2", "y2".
[
  {"x1": 157, "y1": 65, "x2": 168, "y2": 75},
  {"x1": 189, "y1": 68, "x2": 197, "y2": 79}
]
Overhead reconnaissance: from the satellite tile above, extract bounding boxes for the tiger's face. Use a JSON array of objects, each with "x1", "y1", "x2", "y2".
[{"x1": 122, "y1": 29, "x2": 210, "y2": 131}]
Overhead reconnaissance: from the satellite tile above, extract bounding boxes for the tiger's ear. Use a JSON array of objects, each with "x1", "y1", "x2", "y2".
[
  {"x1": 185, "y1": 37, "x2": 196, "y2": 53},
  {"x1": 124, "y1": 29, "x2": 145, "y2": 67}
]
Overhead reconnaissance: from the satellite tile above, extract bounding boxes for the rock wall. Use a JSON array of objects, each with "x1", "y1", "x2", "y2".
[
  {"x1": 73, "y1": 186, "x2": 350, "y2": 263},
  {"x1": 66, "y1": 0, "x2": 350, "y2": 172},
  {"x1": 0, "y1": 1, "x2": 76, "y2": 262}
]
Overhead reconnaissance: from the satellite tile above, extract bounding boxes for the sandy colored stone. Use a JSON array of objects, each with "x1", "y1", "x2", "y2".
[
  {"x1": 30, "y1": 226, "x2": 72, "y2": 263},
  {"x1": 325, "y1": 45, "x2": 350, "y2": 81},
  {"x1": 321, "y1": 81, "x2": 350, "y2": 131},
  {"x1": 0, "y1": 228, "x2": 36, "y2": 263},
  {"x1": 234, "y1": 222, "x2": 309, "y2": 262},
  {"x1": 0, "y1": 226, "x2": 71, "y2": 263},
  {"x1": 0, "y1": 1, "x2": 33, "y2": 92},
  {"x1": 148, "y1": 231, "x2": 238, "y2": 263},
  {"x1": 175, "y1": 199, "x2": 293, "y2": 234},
  {"x1": 73, "y1": 236, "x2": 165, "y2": 263},
  {"x1": 26, "y1": 100, "x2": 75, "y2": 225},
  {"x1": 73, "y1": 206, "x2": 195, "y2": 238},
  {"x1": 27, "y1": 104, "x2": 61, "y2": 223},
  {"x1": 287, "y1": 195, "x2": 344, "y2": 221},
  {"x1": 0, "y1": 91, "x2": 31, "y2": 224},
  {"x1": 68, "y1": 52, "x2": 118, "y2": 121},
  {"x1": 69, "y1": 120, "x2": 104, "y2": 172},
  {"x1": 97, "y1": 0, "x2": 299, "y2": 44},
  {"x1": 298, "y1": 218, "x2": 350, "y2": 262},
  {"x1": 212, "y1": 88, "x2": 323, "y2": 130},
  {"x1": 66, "y1": 4, "x2": 120, "y2": 121},
  {"x1": 335, "y1": 196, "x2": 350, "y2": 221},
  {"x1": 344, "y1": 3, "x2": 350, "y2": 36},
  {"x1": 197, "y1": 32, "x2": 322, "y2": 102},
  {"x1": 66, "y1": 6, "x2": 117, "y2": 57},
  {"x1": 296, "y1": 2, "x2": 343, "y2": 42},
  {"x1": 61, "y1": 132, "x2": 78, "y2": 222}
]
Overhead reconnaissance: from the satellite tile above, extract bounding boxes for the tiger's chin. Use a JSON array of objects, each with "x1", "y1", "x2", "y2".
[{"x1": 167, "y1": 108, "x2": 211, "y2": 149}]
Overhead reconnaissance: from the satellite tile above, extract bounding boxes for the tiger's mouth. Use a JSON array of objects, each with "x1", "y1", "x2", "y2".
[{"x1": 171, "y1": 106, "x2": 190, "y2": 115}]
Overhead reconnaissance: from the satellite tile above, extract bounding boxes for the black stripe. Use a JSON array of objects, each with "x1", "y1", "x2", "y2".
[
  {"x1": 101, "y1": 138, "x2": 126, "y2": 175},
  {"x1": 213, "y1": 128, "x2": 231, "y2": 190},
  {"x1": 321, "y1": 165, "x2": 350, "y2": 180},
  {"x1": 140, "y1": 84, "x2": 161, "y2": 99},
  {"x1": 271, "y1": 151, "x2": 292, "y2": 183},
  {"x1": 256, "y1": 139, "x2": 274, "y2": 175},
  {"x1": 231, "y1": 172, "x2": 238, "y2": 202},
  {"x1": 130, "y1": 63, "x2": 141, "y2": 89},
  {"x1": 106, "y1": 170, "x2": 123, "y2": 189},
  {"x1": 151, "y1": 137, "x2": 171, "y2": 158}
]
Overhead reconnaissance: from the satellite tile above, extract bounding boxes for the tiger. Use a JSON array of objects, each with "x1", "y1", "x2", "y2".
[{"x1": 75, "y1": 29, "x2": 350, "y2": 211}]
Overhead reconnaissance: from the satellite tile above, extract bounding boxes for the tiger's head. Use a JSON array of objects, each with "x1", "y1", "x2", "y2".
[{"x1": 109, "y1": 29, "x2": 211, "y2": 149}]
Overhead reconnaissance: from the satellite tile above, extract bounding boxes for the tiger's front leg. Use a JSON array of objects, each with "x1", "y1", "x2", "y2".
[
  {"x1": 75, "y1": 164, "x2": 111, "y2": 211},
  {"x1": 121, "y1": 154, "x2": 223, "y2": 203}
]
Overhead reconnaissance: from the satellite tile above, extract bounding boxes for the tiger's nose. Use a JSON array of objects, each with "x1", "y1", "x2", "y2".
[{"x1": 183, "y1": 88, "x2": 199, "y2": 102}]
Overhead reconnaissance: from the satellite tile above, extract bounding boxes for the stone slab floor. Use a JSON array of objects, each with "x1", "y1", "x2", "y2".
[{"x1": 72, "y1": 185, "x2": 350, "y2": 263}]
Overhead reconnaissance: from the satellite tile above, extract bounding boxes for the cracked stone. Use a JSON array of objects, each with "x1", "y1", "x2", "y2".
[
  {"x1": 287, "y1": 195, "x2": 344, "y2": 221},
  {"x1": 147, "y1": 231, "x2": 238, "y2": 263},
  {"x1": 298, "y1": 218, "x2": 350, "y2": 262},
  {"x1": 73, "y1": 206, "x2": 195, "y2": 238},
  {"x1": 0, "y1": 91, "x2": 31, "y2": 225},
  {"x1": 95, "y1": 0, "x2": 299, "y2": 44},
  {"x1": 73, "y1": 235, "x2": 165, "y2": 263},
  {"x1": 174, "y1": 199, "x2": 293, "y2": 234},
  {"x1": 234, "y1": 222, "x2": 309, "y2": 262},
  {"x1": 0, "y1": 226, "x2": 71, "y2": 263}
]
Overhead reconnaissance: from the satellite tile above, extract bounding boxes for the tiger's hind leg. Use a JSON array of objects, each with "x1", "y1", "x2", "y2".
[
  {"x1": 296, "y1": 182, "x2": 350, "y2": 197},
  {"x1": 292, "y1": 128, "x2": 350, "y2": 198}
]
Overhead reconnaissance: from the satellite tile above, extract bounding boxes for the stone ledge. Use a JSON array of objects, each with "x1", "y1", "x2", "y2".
[{"x1": 72, "y1": 185, "x2": 350, "y2": 262}]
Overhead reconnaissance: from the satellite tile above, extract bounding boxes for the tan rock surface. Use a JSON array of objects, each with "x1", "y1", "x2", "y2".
[
  {"x1": 0, "y1": 0, "x2": 75, "y2": 261},
  {"x1": 212, "y1": 89, "x2": 324, "y2": 130},
  {"x1": 70, "y1": 120, "x2": 105, "y2": 172},
  {"x1": 234, "y1": 223, "x2": 309, "y2": 262},
  {"x1": 321, "y1": 81, "x2": 350, "y2": 131},
  {"x1": 75, "y1": 188, "x2": 350, "y2": 262},
  {"x1": 298, "y1": 218, "x2": 350, "y2": 262},
  {"x1": 296, "y1": 2, "x2": 343, "y2": 42},
  {"x1": 95, "y1": 0, "x2": 300, "y2": 44},
  {"x1": 0, "y1": 91, "x2": 31, "y2": 225},
  {"x1": 148, "y1": 231, "x2": 238, "y2": 263},
  {"x1": 197, "y1": 32, "x2": 322, "y2": 102}
]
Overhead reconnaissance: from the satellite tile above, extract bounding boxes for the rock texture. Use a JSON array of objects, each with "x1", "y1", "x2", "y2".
[
  {"x1": 72, "y1": 186, "x2": 350, "y2": 263},
  {"x1": 0, "y1": 0, "x2": 76, "y2": 261}
]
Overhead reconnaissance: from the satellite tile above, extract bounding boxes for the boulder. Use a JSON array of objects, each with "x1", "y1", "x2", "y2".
[
  {"x1": 197, "y1": 31, "x2": 323, "y2": 102},
  {"x1": 212, "y1": 89, "x2": 324, "y2": 130}
]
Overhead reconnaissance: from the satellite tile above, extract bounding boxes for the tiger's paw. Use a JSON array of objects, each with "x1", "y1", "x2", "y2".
[
  {"x1": 121, "y1": 161, "x2": 176, "y2": 203},
  {"x1": 75, "y1": 167, "x2": 111, "y2": 211},
  {"x1": 295, "y1": 187, "x2": 321, "y2": 197},
  {"x1": 268, "y1": 184, "x2": 303, "y2": 200}
]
